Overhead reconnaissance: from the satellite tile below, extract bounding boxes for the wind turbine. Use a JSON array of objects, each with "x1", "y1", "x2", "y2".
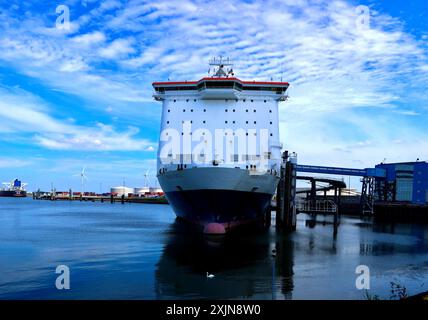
[
  {"x1": 144, "y1": 169, "x2": 150, "y2": 188},
  {"x1": 74, "y1": 167, "x2": 88, "y2": 194}
]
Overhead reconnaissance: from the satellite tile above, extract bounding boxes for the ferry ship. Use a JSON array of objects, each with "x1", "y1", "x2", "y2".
[
  {"x1": 153, "y1": 57, "x2": 289, "y2": 234},
  {"x1": 0, "y1": 179, "x2": 27, "y2": 197}
]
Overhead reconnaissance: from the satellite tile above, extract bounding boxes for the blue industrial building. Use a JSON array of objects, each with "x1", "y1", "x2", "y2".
[{"x1": 375, "y1": 161, "x2": 428, "y2": 204}]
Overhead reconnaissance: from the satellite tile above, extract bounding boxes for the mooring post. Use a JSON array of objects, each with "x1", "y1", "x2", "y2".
[
  {"x1": 284, "y1": 156, "x2": 297, "y2": 231},
  {"x1": 276, "y1": 151, "x2": 297, "y2": 231},
  {"x1": 276, "y1": 151, "x2": 287, "y2": 228},
  {"x1": 310, "y1": 179, "x2": 316, "y2": 204}
]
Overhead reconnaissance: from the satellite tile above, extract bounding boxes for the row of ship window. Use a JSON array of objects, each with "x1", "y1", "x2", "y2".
[
  {"x1": 166, "y1": 121, "x2": 274, "y2": 124},
  {"x1": 172, "y1": 99, "x2": 269, "y2": 103},
  {"x1": 168, "y1": 109, "x2": 273, "y2": 113},
  {"x1": 165, "y1": 132, "x2": 274, "y2": 136}
]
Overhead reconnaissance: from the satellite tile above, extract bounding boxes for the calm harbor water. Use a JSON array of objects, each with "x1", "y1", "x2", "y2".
[{"x1": 0, "y1": 197, "x2": 427, "y2": 300}]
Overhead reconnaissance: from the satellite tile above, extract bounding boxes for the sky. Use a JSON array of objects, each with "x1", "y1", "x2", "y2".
[{"x1": 0, "y1": 0, "x2": 427, "y2": 192}]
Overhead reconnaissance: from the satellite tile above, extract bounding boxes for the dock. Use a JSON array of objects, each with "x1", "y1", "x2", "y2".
[
  {"x1": 273, "y1": 151, "x2": 428, "y2": 235},
  {"x1": 33, "y1": 192, "x2": 168, "y2": 205}
]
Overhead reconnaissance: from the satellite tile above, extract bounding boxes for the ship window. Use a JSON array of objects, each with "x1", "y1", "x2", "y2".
[
  {"x1": 168, "y1": 109, "x2": 170, "y2": 112},
  {"x1": 264, "y1": 100, "x2": 267, "y2": 103},
  {"x1": 254, "y1": 121, "x2": 257, "y2": 124},
  {"x1": 233, "y1": 109, "x2": 235, "y2": 112},
  {"x1": 251, "y1": 99, "x2": 254, "y2": 102},
  {"x1": 246, "y1": 109, "x2": 248, "y2": 112},
  {"x1": 246, "y1": 121, "x2": 248, "y2": 124},
  {"x1": 225, "y1": 109, "x2": 228, "y2": 112},
  {"x1": 186, "y1": 99, "x2": 189, "y2": 102},
  {"x1": 243, "y1": 99, "x2": 246, "y2": 102},
  {"x1": 253, "y1": 110, "x2": 256, "y2": 112},
  {"x1": 225, "y1": 132, "x2": 228, "y2": 136},
  {"x1": 167, "y1": 121, "x2": 169, "y2": 124},
  {"x1": 205, "y1": 81, "x2": 234, "y2": 89},
  {"x1": 233, "y1": 121, "x2": 235, "y2": 124},
  {"x1": 269, "y1": 110, "x2": 272, "y2": 113},
  {"x1": 194, "y1": 99, "x2": 196, "y2": 102},
  {"x1": 270, "y1": 121, "x2": 272, "y2": 124},
  {"x1": 235, "y1": 99, "x2": 238, "y2": 102},
  {"x1": 203, "y1": 120, "x2": 206, "y2": 124},
  {"x1": 181, "y1": 132, "x2": 184, "y2": 135},
  {"x1": 225, "y1": 121, "x2": 228, "y2": 124},
  {"x1": 270, "y1": 133, "x2": 273, "y2": 136},
  {"x1": 191, "y1": 109, "x2": 194, "y2": 112},
  {"x1": 174, "y1": 100, "x2": 176, "y2": 102},
  {"x1": 191, "y1": 121, "x2": 193, "y2": 123},
  {"x1": 183, "y1": 109, "x2": 186, "y2": 112},
  {"x1": 204, "y1": 109, "x2": 206, "y2": 112},
  {"x1": 246, "y1": 133, "x2": 248, "y2": 136}
]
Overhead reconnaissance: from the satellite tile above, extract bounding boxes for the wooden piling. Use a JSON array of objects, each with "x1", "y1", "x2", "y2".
[
  {"x1": 276, "y1": 151, "x2": 297, "y2": 231},
  {"x1": 276, "y1": 155, "x2": 286, "y2": 228}
]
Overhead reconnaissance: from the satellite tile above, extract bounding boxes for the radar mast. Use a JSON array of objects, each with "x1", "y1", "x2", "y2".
[{"x1": 209, "y1": 56, "x2": 234, "y2": 77}]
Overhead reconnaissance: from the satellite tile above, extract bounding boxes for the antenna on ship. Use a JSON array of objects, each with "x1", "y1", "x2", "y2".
[{"x1": 209, "y1": 56, "x2": 234, "y2": 78}]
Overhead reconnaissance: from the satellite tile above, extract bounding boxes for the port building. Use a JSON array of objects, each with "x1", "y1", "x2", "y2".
[{"x1": 375, "y1": 161, "x2": 428, "y2": 204}]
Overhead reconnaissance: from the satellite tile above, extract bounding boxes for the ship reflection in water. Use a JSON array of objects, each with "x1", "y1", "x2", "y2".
[
  {"x1": 0, "y1": 198, "x2": 427, "y2": 299},
  {"x1": 155, "y1": 222, "x2": 294, "y2": 300}
]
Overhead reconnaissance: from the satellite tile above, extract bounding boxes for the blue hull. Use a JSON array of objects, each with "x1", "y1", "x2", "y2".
[{"x1": 165, "y1": 189, "x2": 272, "y2": 227}]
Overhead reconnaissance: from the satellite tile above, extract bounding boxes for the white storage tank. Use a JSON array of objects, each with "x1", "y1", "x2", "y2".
[
  {"x1": 134, "y1": 187, "x2": 150, "y2": 195},
  {"x1": 111, "y1": 186, "x2": 134, "y2": 197},
  {"x1": 149, "y1": 187, "x2": 163, "y2": 194}
]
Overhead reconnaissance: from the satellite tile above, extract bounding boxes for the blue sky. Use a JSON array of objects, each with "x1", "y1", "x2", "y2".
[{"x1": 0, "y1": 0, "x2": 427, "y2": 192}]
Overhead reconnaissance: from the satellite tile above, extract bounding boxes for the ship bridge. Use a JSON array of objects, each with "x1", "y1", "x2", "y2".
[
  {"x1": 153, "y1": 57, "x2": 289, "y2": 101},
  {"x1": 153, "y1": 77, "x2": 289, "y2": 100}
]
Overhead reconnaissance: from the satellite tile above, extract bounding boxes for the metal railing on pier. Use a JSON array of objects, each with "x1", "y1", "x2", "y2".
[{"x1": 296, "y1": 199, "x2": 338, "y2": 214}]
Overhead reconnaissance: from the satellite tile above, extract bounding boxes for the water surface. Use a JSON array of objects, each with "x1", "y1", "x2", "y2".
[{"x1": 0, "y1": 198, "x2": 427, "y2": 299}]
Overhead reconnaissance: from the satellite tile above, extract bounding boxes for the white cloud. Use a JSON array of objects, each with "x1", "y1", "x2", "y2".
[
  {"x1": 99, "y1": 38, "x2": 135, "y2": 59},
  {"x1": 0, "y1": 158, "x2": 32, "y2": 169},
  {"x1": 71, "y1": 31, "x2": 106, "y2": 46},
  {"x1": 0, "y1": 0, "x2": 427, "y2": 166},
  {"x1": 0, "y1": 87, "x2": 154, "y2": 151}
]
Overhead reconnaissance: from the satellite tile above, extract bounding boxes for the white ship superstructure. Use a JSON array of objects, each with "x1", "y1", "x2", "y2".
[{"x1": 153, "y1": 57, "x2": 289, "y2": 233}]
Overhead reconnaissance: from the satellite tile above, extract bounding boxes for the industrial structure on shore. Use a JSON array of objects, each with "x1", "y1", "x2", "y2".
[{"x1": 275, "y1": 153, "x2": 428, "y2": 234}]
